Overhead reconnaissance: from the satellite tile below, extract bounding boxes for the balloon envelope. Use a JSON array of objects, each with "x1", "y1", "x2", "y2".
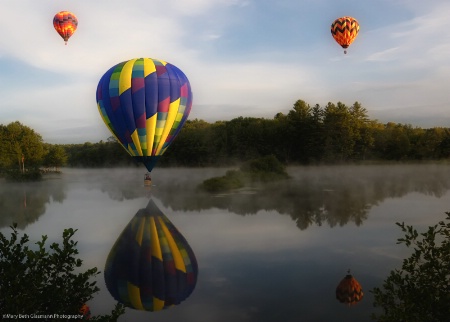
[
  {"x1": 96, "y1": 58, "x2": 193, "y2": 172},
  {"x1": 336, "y1": 272, "x2": 364, "y2": 305},
  {"x1": 104, "y1": 199, "x2": 198, "y2": 311},
  {"x1": 79, "y1": 304, "x2": 91, "y2": 319},
  {"x1": 53, "y1": 11, "x2": 78, "y2": 44},
  {"x1": 330, "y1": 16, "x2": 359, "y2": 53}
]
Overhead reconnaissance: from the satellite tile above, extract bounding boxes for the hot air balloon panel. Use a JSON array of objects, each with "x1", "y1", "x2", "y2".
[
  {"x1": 336, "y1": 272, "x2": 364, "y2": 305},
  {"x1": 104, "y1": 199, "x2": 198, "y2": 311},
  {"x1": 331, "y1": 16, "x2": 359, "y2": 53},
  {"x1": 96, "y1": 58, "x2": 193, "y2": 172},
  {"x1": 53, "y1": 11, "x2": 78, "y2": 44}
]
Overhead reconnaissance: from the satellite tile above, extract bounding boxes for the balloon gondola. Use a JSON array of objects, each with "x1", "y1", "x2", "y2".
[
  {"x1": 96, "y1": 58, "x2": 193, "y2": 183},
  {"x1": 104, "y1": 199, "x2": 198, "y2": 311},
  {"x1": 144, "y1": 173, "x2": 152, "y2": 187},
  {"x1": 336, "y1": 270, "x2": 363, "y2": 305},
  {"x1": 331, "y1": 16, "x2": 359, "y2": 54},
  {"x1": 53, "y1": 11, "x2": 78, "y2": 45}
]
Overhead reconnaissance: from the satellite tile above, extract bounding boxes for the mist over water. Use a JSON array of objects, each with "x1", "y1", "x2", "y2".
[{"x1": 1, "y1": 164, "x2": 449, "y2": 321}]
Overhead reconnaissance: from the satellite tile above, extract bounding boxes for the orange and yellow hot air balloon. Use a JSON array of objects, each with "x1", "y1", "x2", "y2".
[
  {"x1": 331, "y1": 16, "x2": 359, "y2": 54},
  {"x1": 53, "y1": 11, "x2": 78, "y2": 45}
]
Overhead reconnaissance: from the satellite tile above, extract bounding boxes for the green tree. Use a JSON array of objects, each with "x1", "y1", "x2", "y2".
[
  {"x1": 286, "y1": 100, "x2": 315, "y2": 163},
  {"x1": 438, "y1": 129, "x2": 450, "y2": 159},
  {"x1": 0, "y1": 224, "x2": 125, "y2": 320},
  {"x1": 349, "y1": 101, "x2": 374, "y2": 160},
  {"x1": 272, "y1": 112, "x2": 293, "y2": 162},
  {"x1": 308, "y1": 104, "x2": 325, "y2": 162},
  {"x1": 226, "y1": 117, "x2": 263, "y2": 161},
  {"x1": 0, "y1": 125, "x2": 8, "y2": 168},
  {"x1": 0, "y1": 122, "x2": 45, "y2": 170},
  {"x1": 412, "y1": 127, "x2": 448, "y2": 160},
  {"x1": 167, "y1": 119, "x2": 215, "y2": 166},
  {"x1": 322, "y1": 102, "x2": 356, "y2": 162},
  {"x1": 43, "y1": 145, "x2": 68, "y2": 171},
  {"x1": 375, "y1": 123, "x2": 411, "y2": 160},
  {"x1": 209, "y1": 121, "x2": 230, "y2": 164},
  {"x1": 371, "y1": 213, "x2": 450, "y2": 322}
]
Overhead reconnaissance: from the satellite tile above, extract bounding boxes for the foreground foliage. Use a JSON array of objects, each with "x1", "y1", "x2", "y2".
[
  {"x1": 371, "y1": 212, "x2": 450, "y2": 322},
  {"x1": 0, "y1": 224, "x2": 125, "y2": 321}
]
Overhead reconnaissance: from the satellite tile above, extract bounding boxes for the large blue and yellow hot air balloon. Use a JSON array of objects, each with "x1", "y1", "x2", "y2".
[
  {"x1": 96, "y1": 58, "x2": 193, "y2": 173},
  {"x1": 104, "y1": 199, "x2": 198, "y2": 311}
]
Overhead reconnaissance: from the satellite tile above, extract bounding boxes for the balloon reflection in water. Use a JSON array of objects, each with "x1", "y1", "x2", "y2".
[
  {"x1": 104, "y1": 199, "x2": 198, "y2": 311},
  {"x1": 336, "y1": 270, "x2": 363, "y2": 305},
  {"x1": 79, "y1": 304, "x2": 91, "y2": 320}
]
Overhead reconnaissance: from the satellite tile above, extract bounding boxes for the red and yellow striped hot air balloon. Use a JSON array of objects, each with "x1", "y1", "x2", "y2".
[
  {"x1": 53, "y1": 11, "x2": 78, "y2": 45},
  {"x1": 336, "y1": 270, "x2": 364, "y2": 305},
  {"x1": 331, "y1": 16, "x2": 359, "y2": 54}
]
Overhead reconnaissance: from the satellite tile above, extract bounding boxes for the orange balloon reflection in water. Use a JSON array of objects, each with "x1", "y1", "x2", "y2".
[{"x1": 336, "y1": 270, "x2": 364, "y2": 305}]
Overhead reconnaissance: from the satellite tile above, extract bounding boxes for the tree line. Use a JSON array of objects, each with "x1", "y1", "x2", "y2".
[
  {"x1": 158, "y1": 100, "x2": 450, "y2": 166},
  {"x1": 1, "y1": 100, "x2": 450, "y2": 172}
]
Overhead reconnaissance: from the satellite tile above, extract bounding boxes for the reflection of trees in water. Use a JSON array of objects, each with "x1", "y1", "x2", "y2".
[
  {"x1": 151, "y1": 179, "x2": 374, "y2": 230},
  {"x1": 0, "y1": 177, "x2": 67, "y2": 229},
  {"x1": 152, "y1": 165, "x2": 450, "y2": 230},
  {"x1": 6, "y1": 165, "x2": 448, "y2": 231},
  {"x1": 95, "y1": 165, "x2": 450, "y2": 230}
]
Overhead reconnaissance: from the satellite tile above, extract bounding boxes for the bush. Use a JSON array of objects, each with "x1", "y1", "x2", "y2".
[
  {"x1": 371, "y1": 212, "x2": 450, "y2": 322},
  {"x1": 199, "y1": 155, "x2": 290, "y2": 193},
  {"x1": 240, "y1": 154, "x2": 287, "y2": 175},
  {"x1": 201, "y1": 170, "x2": 244, "y2": 193},
  {"x1": 0, "y1": 224, "x2": 125, "y2": 321},
  {"x1": 5, "y1": 169, "x2": 42, "y2": 182}
]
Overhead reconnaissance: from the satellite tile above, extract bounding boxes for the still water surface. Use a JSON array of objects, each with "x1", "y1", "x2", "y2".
[{"x1": 1, "y1": 164, "x2": 450, "y2": 321}]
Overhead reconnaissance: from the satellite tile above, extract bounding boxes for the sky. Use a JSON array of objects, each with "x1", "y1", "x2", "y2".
[{"x1": 1, "y1": 0, "x2": 449, "y2": 144}]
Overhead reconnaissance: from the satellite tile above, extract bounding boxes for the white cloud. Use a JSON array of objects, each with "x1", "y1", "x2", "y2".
[
  {"x1": 364, "y1": 2, "x2": 450, "y2": 65},
  {"x1": 365, "y1": 46, "x2": 400, "y2": 62},
  {"x1": 203, "y1": 33, "x2": 222, "y2": 41},
  {"x1": 224, "y1": 0, "x2": 252, "y2": 7},
  {"x1": 187, "y1": 60, "x2": 319, "y2": 118}
]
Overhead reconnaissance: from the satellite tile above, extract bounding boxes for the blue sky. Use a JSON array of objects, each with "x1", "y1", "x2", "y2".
[{"x1": 1, "y1": 0, "x2": 449, "y2": 143}]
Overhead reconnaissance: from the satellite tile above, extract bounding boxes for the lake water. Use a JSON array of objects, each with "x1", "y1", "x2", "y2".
[{"x1": 1, "y1": 164, "x2": 450, "y2": 321}]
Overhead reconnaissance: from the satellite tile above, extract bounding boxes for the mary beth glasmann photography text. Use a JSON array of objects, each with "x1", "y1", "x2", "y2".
[{"x1": 3, "y1": 313, "x2": 84, "y2": 319}]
